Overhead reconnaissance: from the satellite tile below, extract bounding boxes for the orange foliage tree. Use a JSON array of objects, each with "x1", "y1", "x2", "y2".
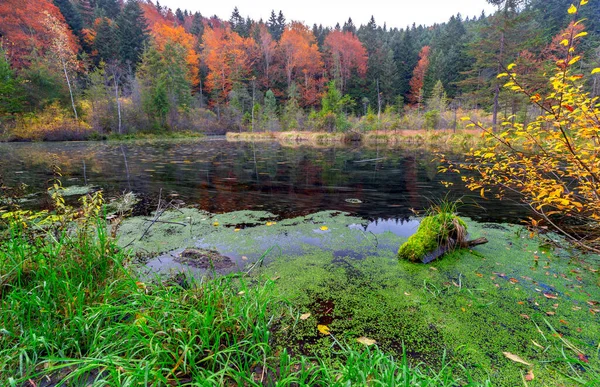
[
  {"x1": 278, "y1": 22, "x2": 324, "y2": 107},
  {"x1": 408, "y1": 46, "x2": 430, "y2": 105},
  {"x1": 201, "y1": 24, "x2": 255, "y2": 104},
  {"x1": 323, "y1": 31, "x2": 367, "y2": 93},
  {"x1": 0, "y1": 0, "x2": 77, "y2": 68},
  {"x1": 151, "y1": 24, "x2": 200, "y2": 87}
]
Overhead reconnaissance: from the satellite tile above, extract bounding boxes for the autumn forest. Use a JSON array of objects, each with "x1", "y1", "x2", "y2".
[{"x1": 1, "y1": 0, "x2": 599, "y2": 139}]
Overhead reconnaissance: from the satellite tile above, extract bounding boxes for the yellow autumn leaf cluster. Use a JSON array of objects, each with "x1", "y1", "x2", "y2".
[{"x1": 452, "y1": 1, "x2": 600, "y2": 252}]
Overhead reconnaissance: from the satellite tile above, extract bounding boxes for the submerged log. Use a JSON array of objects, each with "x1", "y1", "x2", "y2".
[
  {"x1": 421, "y1": 237, "x2": 489, "y2": 264},
  {"x1": 398, "y1": 212, "x2": 489, "y2": 263}
]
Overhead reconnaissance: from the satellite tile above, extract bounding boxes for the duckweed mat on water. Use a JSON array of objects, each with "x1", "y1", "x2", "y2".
[{"x1": 118, "y1": 210, "x2": 600, "y2": 386}]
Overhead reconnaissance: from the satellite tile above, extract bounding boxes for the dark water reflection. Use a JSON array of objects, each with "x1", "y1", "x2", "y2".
[{"x1": 0, "y1": 138, "x2": 528, "y2": 223}]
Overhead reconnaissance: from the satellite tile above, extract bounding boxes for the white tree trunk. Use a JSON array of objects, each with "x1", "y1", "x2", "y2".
[
  {"x1": 62, "y1": 58, "x2": 78, "y2": 121},
  {"x1": 113, "y1": 73, "x2": 122, "y2": 134}
]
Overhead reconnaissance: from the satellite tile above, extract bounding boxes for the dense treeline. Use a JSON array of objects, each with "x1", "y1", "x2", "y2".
[{"x1": 0, "y1": 0, "x2": 599, "y2": 138}]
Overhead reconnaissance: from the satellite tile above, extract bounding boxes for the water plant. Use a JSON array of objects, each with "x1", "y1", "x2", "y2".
[{"x1": 398, "y1": 200, "x2": 468, "y2": 263}]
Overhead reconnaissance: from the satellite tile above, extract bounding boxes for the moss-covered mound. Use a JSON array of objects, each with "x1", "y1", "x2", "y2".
[{"x1": 398, "y1": 213, "x2": 467, "y2": 262}]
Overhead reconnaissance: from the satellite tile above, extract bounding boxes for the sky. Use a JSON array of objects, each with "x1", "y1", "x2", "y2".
[{"x1": 156, "y1": 0, "x2": 497, "y2": 30}]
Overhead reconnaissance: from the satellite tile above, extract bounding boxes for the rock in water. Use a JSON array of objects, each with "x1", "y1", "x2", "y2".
[{"x1": 176, "y1": 248, "x2": 235, "y2": 270}]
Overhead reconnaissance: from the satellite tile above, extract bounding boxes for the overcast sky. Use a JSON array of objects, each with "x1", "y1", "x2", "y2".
[{"x1": 157, "y1": 0, "x2": 497, "y2": 30}]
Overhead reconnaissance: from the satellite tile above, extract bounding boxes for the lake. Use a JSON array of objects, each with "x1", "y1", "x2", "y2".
[{"x1": 0, "y1": 138, "x2": 527, "y2": 223}]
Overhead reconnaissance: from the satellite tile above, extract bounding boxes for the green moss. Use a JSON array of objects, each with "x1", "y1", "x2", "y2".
[{"x1": 398, "y1": 213, "x2": 468, "y2": 262}]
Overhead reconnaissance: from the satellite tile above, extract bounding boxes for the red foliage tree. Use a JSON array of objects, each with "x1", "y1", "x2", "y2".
[
  {"x1": 0, "y1": 0, "x2": 78, "y2": 68},
  {"x1": 323, "y1": 31, "x2": 367, "y2": 93},
  {"x1": 408, "y1": 45, "x2": 430, "y2": 105},
  {"x1": 278, "y1": 22, "x2": 324, "y2": 107}
]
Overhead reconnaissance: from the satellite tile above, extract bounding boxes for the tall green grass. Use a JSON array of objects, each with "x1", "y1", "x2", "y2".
[{"x1": 0, "y1": 206, "x2": 488, "y2": 386}]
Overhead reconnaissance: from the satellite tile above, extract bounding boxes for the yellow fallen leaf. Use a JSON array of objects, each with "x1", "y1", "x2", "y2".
[
  {"x1": 300, "y1": 313, "x2": 311, "y2": 320},
  {"x1": 503, "y1": 352, "x2": 532, "y2": 366},
  {"x1": 320, "y1": 226, "x2": 329, "y2": 231},
  {"x1": 317, "y1": 324, "x2": 330, "y2": 335},
  {"x1": 568, "y1": 4, "x2": 577, "y2": 13},
  {"x1": 356, "y1": 337, "x2": 377, "y2": 346},
  {"x1": 592, "y1": 68, "x2": 600, "y2": 74},
  {"x1": 213, "y1": 222, "x2": 219, "y2": 226},
  {"x1": 238, "y1": 291, "x2": 245, "y2": 295},
  {"x1": 241, "y1": 256, "x2": 248, "y2": 260},
  {"x1": 234, "y1": 228, "x2": 241, "y2": 232}
]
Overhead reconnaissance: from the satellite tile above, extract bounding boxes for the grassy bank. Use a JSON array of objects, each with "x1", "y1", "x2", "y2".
[
  {"x1": 0, "y1": 198, "x2": 486, "y2": 385},
  {"x1": 226, "y1": 129, "x2": 481, "y2": 149}
]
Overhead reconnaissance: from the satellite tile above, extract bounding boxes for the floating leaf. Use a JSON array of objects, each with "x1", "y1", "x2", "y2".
[
  {"x1": 317, "y1": 325, "x2": 330, "y2": 335},
  {"x1": 300, "y1": 313, "x2": 311, "y2": 320},
  {"x1": 356, "y1": 337, "x2": 377, "y2": 346},
  {"x1": 320, "y1": 226, "x2": 329, "y2": 231},
  {"x1": 503, "y1": 352, "x2": 532, "y2": 366}
]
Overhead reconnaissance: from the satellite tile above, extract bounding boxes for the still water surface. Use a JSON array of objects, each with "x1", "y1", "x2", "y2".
[{"x1": 0, "y1": 138, "x2": 527, "y2": 223}]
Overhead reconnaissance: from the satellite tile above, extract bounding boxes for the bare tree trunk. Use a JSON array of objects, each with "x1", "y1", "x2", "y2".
[
  {"x1": 251, "y1": 78, "x2": 255, "y2": 132},
  {"x1": 113, "y1": 71, "x2": 122, "y2": 134},
  {"x1": 62, "y1": 58, "x2": 78, "y2": 121},
  {"x1": 377, "y1": 79, "x2": 381, "y2": 120},
  {"x1": 492, "y1": 31, "x2": 505, "y2": 132}
]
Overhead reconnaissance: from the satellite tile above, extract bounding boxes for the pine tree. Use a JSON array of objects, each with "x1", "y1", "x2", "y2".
[
  {"x1": 77, "y1": 0, "x2": 95, "y2": 26},
  {"x1": 94, "y1": 18, "x2": 118, "y2": 63},
  {"x1": 230, "y1": 7, "x2": 247, "y2": 37},
  {"x1": 96, "y1": 0, "x2": 120, "y2": 20},
  {"x1": 117, "y1": 0, "x2": 149, "y2": 69},
  {"x1": 342, "y1": 18, "x2": 356, "y2": 34},
  {"x1": 267, "y1": 11, "x2": 280, "y2": 40},
  {"x1": 53, "y1": 0, "x2": 83, "y2": 34},
  {"x1": 175, "y1": 8, "x2": 185, "y2": 25},
  {"x1": 190, "y1": 12, "x2": 204, "y2": 38},
  {"x1": 427, "y1": 80, "x2": 447, "y2": 112}
]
